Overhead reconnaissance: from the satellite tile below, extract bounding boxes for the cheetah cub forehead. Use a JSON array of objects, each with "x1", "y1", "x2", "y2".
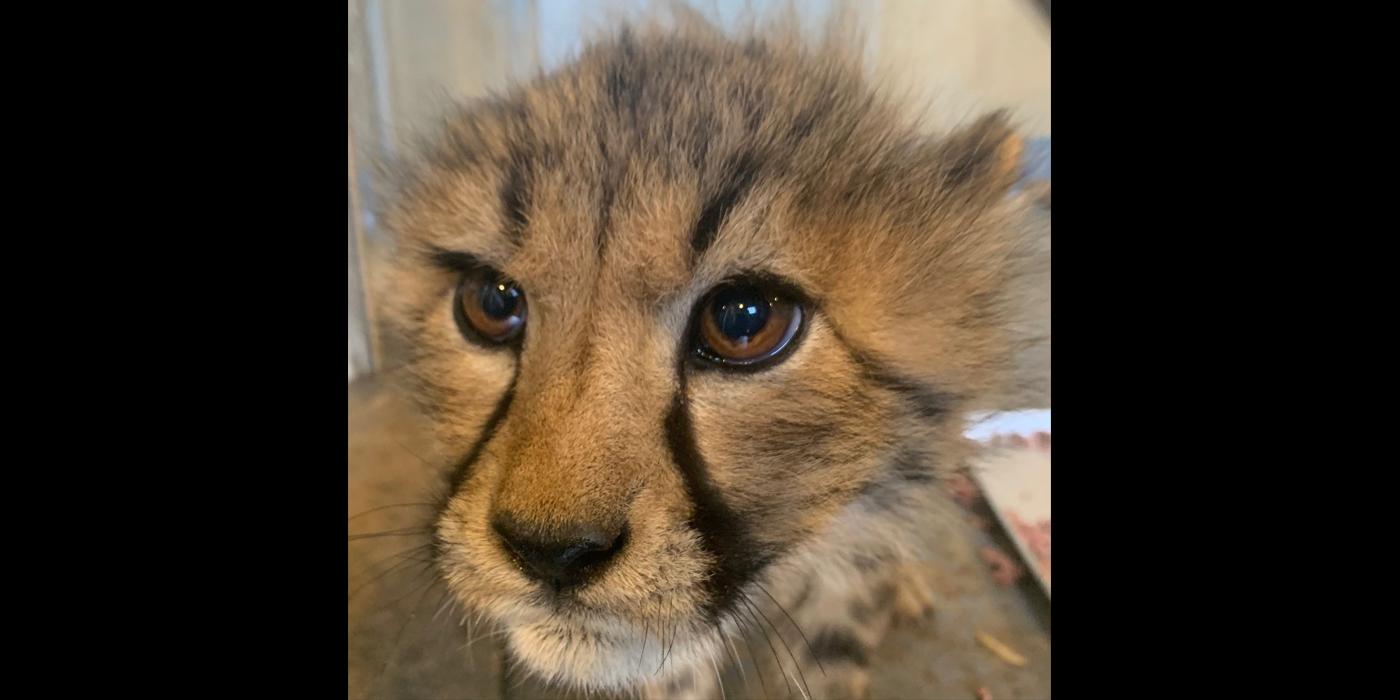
[{"x1": 382, "y1": 16, "x2": 1043, "y2": 697}]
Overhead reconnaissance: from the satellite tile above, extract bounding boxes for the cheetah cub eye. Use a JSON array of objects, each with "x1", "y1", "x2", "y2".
[
  {"x1": 453, "y1": 265, "x2": 527, "y2": 347},
  {"x1": 690, "y1": 278, "x2": 806, "y2": 370}
]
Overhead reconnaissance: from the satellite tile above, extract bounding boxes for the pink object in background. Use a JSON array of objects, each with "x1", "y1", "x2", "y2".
[
  {"x1": 968, "y1": 418, "x2": 1051, "y2": 598},
  {"x1": 1032, "y1": 431, "x2": 1051, "y2": 450},
  {"x1": 1007, "y1": 511, "x2": 1051, "y2": 583}
]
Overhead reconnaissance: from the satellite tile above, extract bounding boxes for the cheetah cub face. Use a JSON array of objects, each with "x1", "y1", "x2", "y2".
[{"x1": 384, "y1": 20, "x2": 1042, "y2": 697}]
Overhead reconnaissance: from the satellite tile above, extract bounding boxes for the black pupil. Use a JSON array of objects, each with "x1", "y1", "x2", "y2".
[
  {"x1": 712, "y1": 285, "x2": 770, "y2": 340},
  {"x1": 478, "y1": 280, "x2": 521, "y2": 320}
]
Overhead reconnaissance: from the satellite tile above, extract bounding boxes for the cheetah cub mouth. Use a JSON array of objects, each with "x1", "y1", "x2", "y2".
[{"x1": 384, "y1": 17, "x2": 1044, "y2": 697}]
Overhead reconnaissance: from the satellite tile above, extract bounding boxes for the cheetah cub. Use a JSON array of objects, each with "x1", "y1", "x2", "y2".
[{"x1": 382, "y1": 15, "x2": 1047, "y2": 700}]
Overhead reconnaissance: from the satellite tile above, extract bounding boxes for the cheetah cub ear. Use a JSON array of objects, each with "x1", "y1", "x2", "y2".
[
  {"x1": 938, "y1": 111, "x2": 1051, "y2": 213},
  {"x1": 936, "y1": 110, "x2": 1025, "y2": 198}
]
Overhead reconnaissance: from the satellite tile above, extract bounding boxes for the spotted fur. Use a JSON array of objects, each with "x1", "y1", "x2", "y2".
[{"x1": 379, "y1": 9, "x2": 1046, "y2": 698}]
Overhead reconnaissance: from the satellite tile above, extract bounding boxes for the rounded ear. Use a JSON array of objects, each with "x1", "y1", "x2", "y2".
[{"x1": 937, "y1": 111, "x2": 1024, "y2": 197}]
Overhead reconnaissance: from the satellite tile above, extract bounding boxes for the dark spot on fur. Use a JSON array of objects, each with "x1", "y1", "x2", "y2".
[
  {"x1": 425, "y1": 247, "x2": 486, "y2": 273},
  {"x1": 691, "y1": 152, "x2": 761, "y2": 256},
  {"x1": 665, "y1": 390, "x2": 772, "y2": 621},
  {"x1": 849, "y1": 582, "x2": 897, "y2": 619},
  {"x1": 857, "y1": 460, "x2": 926, "y2": 512},
  {"x1": 872, "y1": 371, "x2": 954, "y2": 420},
  {"x1": 500, "y1": 151, "x2": 530, "y2": 243},
  {"x1": 829, "y1": 328, "x2": 960, "y2": 420},
  {"x1": 606, "y1": 29, "x2": 642, "y2": 116},
  {"x1": 892, "y1": 449, "x2": 937, "y2": 483},
  {"x1": 434, "y1": 374, "x2": 518, "y2": 563},
  {"x1": 944, "y1": 147, "x2": 989, "y2": 187},
  {"x1": 941, "y1": 111, "x2": 1015, "y2": 188},
  {"x1": 445, "y1": 378, "x2": 516, "y2": 498},
  {"x1": 758, "y1": 415, "x2": 838, "y2": 462},
  {"x1": 808, "y1": 629, "x2": 870, "y2": 667},
  {"x1": 687, "y1": 111, "x2": 716, "y2": 172},
  {"x1": 790, "y1": 103, "x2": 828, "y2": 144},
  {"x1": 595, "y1": 133, "x2": 618, "y2": 256}
]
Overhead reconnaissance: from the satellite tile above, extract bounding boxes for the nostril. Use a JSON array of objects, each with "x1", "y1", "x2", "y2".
[
  {"x1": 491, "y1": 514, "x2": 627, "y2": 591},
  {"x1": 492, "y1": 516, "x2": 532, "y2": 564},
  {"x1": 561, "y1": 526, "x2": 627, "y2": 571}
]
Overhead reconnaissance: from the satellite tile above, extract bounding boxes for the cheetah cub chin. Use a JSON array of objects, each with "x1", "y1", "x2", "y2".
[{"x1": 383, "y1": 14, "x2": 1046, "y2": 700}]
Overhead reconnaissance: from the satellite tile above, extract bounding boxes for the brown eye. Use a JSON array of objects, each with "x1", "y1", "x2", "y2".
[
  {"x1": 693, "y1": 281, "x2": 804, "y2": 368},
  {"x1": 454, "y1": 270, "x2": 527, "y2": 345}
]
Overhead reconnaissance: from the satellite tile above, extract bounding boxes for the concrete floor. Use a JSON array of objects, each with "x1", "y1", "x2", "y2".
[{"x1": 349, "y1": 378, "x2": 1051, "y2": 700}]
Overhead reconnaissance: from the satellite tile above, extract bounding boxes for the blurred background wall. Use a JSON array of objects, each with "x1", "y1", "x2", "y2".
[{"x1": 349, "y1": 0, "x2": 1050, "y2": 381}]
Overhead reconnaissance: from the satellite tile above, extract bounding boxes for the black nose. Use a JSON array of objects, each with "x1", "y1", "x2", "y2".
[{"x1": 491, "y1": 514, "x2": 627, "y2": 592}]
